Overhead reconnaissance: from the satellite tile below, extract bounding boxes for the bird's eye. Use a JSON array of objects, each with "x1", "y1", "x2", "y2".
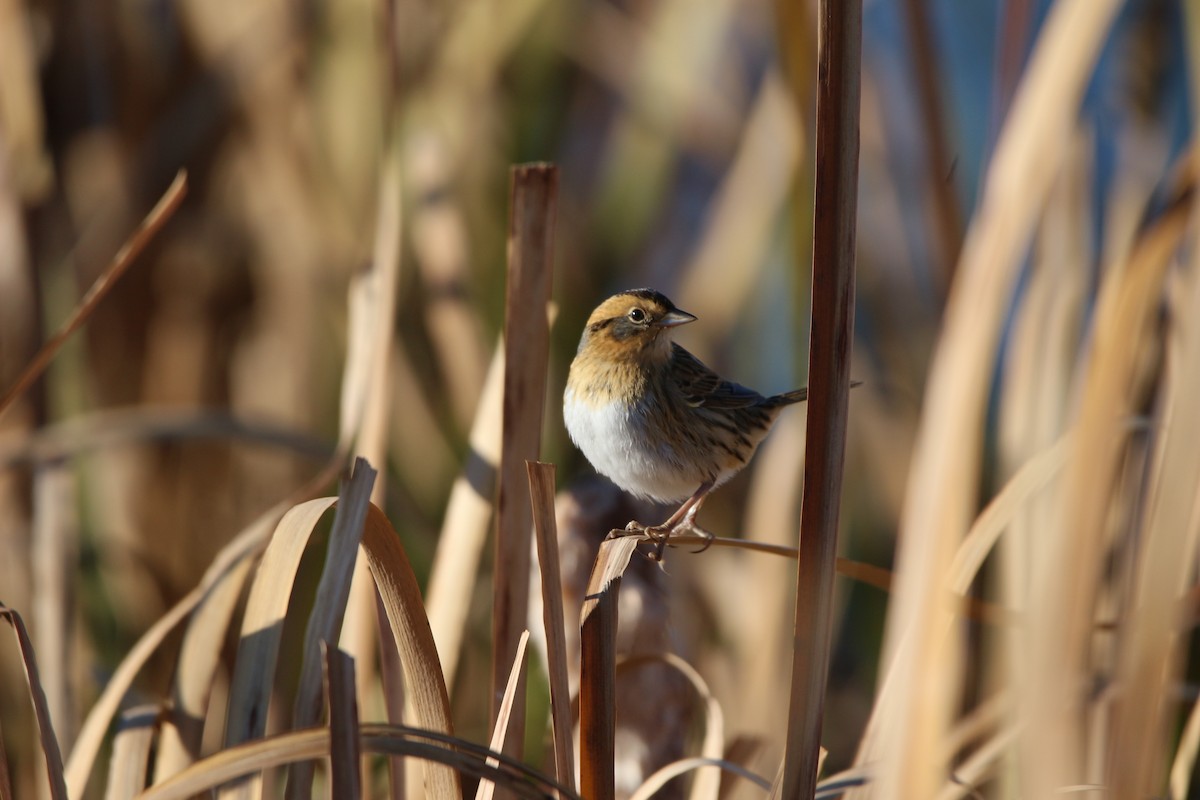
[{"x1": 628, "y1": 308, "x2": 646, "y2": 323}]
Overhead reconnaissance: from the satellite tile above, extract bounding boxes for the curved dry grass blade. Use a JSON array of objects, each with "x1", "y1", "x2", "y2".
[
  {"x1": 0, "y1": 171, "x2": 187, "y2": 420},
  {"x1": 138, "y1": 724, "x2": 578, "y2": 800},
  {"x1": 287, "y1": 460, "x2": 376, "y2": 799},
  {"x1": 527, "y1": 461, "x2": 576, "y2": 793},
  {"x1": 425, "y1": 341, "x2": 504, "y2": 690},
  {"x1": 1028, "y1": 182, "x2": 1193, "y2": 794},
  {"x1": 0, "y1": 604, "x2": 68, "y2": 800},
  {"x1": 360, "y1": 503, "x2": 460, "y2": 797},
  {"x1": 68, "y1": 503, "x2": 288, "y2": 796},
  {"x1": 223, "y1": 497, "x2": 340, "y2": 749},
  {"x1": 106, "y1": 706, "x2": 158, "y2": 800},
  {"x1": 616, "y1": 653, "x2": 725, "y2": 800},
  {"x1": 864, "y1": 0, "x2": 1124, "y2": 795},
  {"x1": 782, "y1": 1, "x2": 860, "y2": 795},
  {"x1": 67, "y1": 504, "x2": 283, "y2": 797},
  {"x1": 630, "y1": 759, "x2": 771, "y2": 800},
  {"x1": 492, "y1": 163, "x2": 558, "y2": 758},
  {"x1": 155, "y1": 556, "x2": 256, "y2": 779},
  {"x1": 1109, "y1": 191, "x2": 1200, "y2": 796},
  {"x1": 323, "y1": 645, "x2": 361, "y2": 800},
  {"x1": 477, "y1": 630, "x2": 530, "y2": 800}
]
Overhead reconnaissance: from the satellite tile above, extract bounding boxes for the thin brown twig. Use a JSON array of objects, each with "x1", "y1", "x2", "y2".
[{"x1": 0, "y1": 170, "x2": 189, "y2": 420}]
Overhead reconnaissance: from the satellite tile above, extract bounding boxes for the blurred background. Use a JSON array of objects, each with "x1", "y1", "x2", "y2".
[{"x1": 0, "y1": 0, "x2": 1193, "y2": 796}]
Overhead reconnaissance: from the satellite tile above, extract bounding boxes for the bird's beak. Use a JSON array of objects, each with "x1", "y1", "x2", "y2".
[{"x1": 658, "y1": 308, "x2": 697, "y2": 328}]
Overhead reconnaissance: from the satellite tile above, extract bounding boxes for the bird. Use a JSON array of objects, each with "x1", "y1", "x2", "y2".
[{"x1": 563, "y1": 288, "x2": 810, "y2": 559}]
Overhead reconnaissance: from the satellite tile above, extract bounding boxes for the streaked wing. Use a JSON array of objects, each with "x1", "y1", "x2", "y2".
[{"x1": 669, "y1": 344, "x2": 765, "y2": 409}]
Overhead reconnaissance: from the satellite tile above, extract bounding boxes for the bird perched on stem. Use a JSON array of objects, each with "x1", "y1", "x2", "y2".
[{"x1": 564, "y1": 289, "x2": 810, "y2": 560}]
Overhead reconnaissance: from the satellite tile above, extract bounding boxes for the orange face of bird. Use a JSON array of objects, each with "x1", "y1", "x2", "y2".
[{"x1": 578, "y1": 289, "x2": 697, "y2": 360}]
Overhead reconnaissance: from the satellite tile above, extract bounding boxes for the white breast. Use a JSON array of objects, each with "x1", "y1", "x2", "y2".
[{"x1": 563, "y1": 388, "x2": 698, "y2": 503}]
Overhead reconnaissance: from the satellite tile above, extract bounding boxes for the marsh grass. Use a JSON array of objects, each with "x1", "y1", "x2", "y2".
[{"x1": 0, "y1": 1, "x2": 1198, "y2": 799}]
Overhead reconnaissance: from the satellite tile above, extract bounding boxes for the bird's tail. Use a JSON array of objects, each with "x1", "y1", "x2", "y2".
[{"x1": 768, "y1": 380, "x2": 863, "y2": 407}]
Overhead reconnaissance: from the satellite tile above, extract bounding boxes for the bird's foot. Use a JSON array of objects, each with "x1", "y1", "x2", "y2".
[{"x1": 621, "y1": 519, "x2": 673, "y2": 561}]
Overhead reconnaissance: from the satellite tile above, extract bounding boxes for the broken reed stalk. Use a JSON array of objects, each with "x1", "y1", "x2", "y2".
[
  {"x1": 322, "y1": 644, "x2": 362, "y2": 800},
  {"x1": 579, "y1": 536, "x2": 639, "y2": 800},
  {"x1": 780, "y1": 0, "x2": 861, "y2": 797},
  {"x1": 491, "y1": 163, "x2": 558, "y2": 760},
  {"x1": 527, "y1": 461, "x2": 577, "y2": 794}
]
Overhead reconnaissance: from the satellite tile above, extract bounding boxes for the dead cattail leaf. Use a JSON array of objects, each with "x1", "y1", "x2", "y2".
[
  {"x1": 477, "y1": 629, "x2": 530, "y2": 800},
  {"x1": 0, "y1": 604, "x2": 68, "y2": 800},
  {"x1": 105, "y1": 707, "x2": 158, "y2": 800},
  {"x1": 527, "y1": 461, "x2": 576, "y2": 794},
  {"x1": 360, "y1": 503, "x2": 460, "y2": 798},
  {"x1": 863, "y1": 0, "x2": 1125, "y2": 795},
  {"x1": 155, "y1": 555, "x2": 256, "y2": 779},
  {"x1": 287, "y1": 459, "x2": 377, "y2": 798},
  {"x1": 322, "y1": 644, "x2": 361, "y2": 800},
  {"x1": 138, "y1": 723, "x2": 576, "y2": 800},
  {"x1": 425, "y1": 341, "x2": 504, "y2": 690},
  {"x1": 66, "y1": 506, "x2": 283, "y2": 798}
]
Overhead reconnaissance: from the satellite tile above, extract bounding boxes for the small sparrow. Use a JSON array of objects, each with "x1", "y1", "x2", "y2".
[{"x1": 563, "y1": 289, "x2": 809, "y2": 558}]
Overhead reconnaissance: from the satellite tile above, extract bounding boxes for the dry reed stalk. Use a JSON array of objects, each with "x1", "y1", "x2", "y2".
[
  {"x1": 0, "y1": 605, "x2": 68, "y2": 800},
  {"x1": 477, "y1": 630, "x2": 531, "y2": 800},
  {"x1": 105, "y1": 706, "x2": 157, "y2": 800},
  {"x1": 780, "y1": 1, "x2": 860, "y2": 797},
  {"x1": 579, "y1": 536, "x2": 639, "y2": 800},
  {"x1": 286, "y1": 459, "x2": 377, "y2": 799},
  {"x1": 856, "y1": 2, "x2": 1123, "y2": 796},
  {"x1": 527, "y1": 461, "x2": 576, "y2": 795},
  {"x1": 0, "y1": 170, "x2": 187, "y2": 420},
  {"x1": 491, "y1": 163, "x2": 558, "y2": 760},
  {"x1": 31, "y1": 463, "x2": 74, "y2": 754},
  {"x1": 323, "y1": 644, "x2": 362, "y2": 800},
  {"x1": 425, "y1": 342, "x2": 505, "y2": 689}
]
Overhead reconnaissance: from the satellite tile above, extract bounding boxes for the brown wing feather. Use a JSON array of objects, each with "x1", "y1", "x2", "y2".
[{"x1": 668, "y1": 344, "x2": 768, "y2": 409}]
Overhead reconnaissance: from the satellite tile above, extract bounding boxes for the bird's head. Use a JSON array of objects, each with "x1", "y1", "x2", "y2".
[{"x1": 577, "y1": 289, "x2": 696, "y2": 362}]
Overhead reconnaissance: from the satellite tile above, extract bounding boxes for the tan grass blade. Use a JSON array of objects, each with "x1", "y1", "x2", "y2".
[
  {"x1": 425, "y1": 341, "x2": 504, "y2": 690},
  {"x1": 359, "y1": 502, "x2": 460, "y2": 797},
  {"x1": 492, "y1": 163, "x2": 558, "y2": 758},
  {"x1": 105, "y1": 707, "x2": 157, "y2": 800},
  {"x1": 32, "y1": 463, "x2": 75, "y2": 754},
  {"x1": 1025, "y1": 179, "x2": 1193, "y2": 795},
  {"x1": 155, "y1": 555, "x2": 256, "y2": 779},
  {"x1": 476, "y1": 629, "x2": 530, "y2": 800},
  {"x1": 1108, "y1": 183, "x2": 1200, "y2": 795},
  {"x1": 862, "y1": 1, "x2": 1123, "y2": 795},
  {"x1": 223, "y1": 497, "x2": 340, "y2": 749},
  {"x1": 286, "y1": 459, "x2": 377, "y2": 798},
  {"x1": 138, "y1": 724, "x2": 577, "y2": 800},
  {"x1": 66, "y1": 506, "x2": 282, "y2": 797},
  {"x1": 0, "y1": 604, "x2": 68, "y2": 800},
  {"x1": 322, "y1": 644, "x2": 362, "y2": 800},
  {"x1": 527, "y1": 461, "x2": 576, "y2": 793},
  {"x1": 0, "y1": 171, "x2": 187, "y2": 420}
]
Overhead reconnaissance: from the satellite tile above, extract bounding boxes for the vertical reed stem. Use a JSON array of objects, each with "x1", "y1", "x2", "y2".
[{"x1": 780, "y1": 0, "x2": 861, "y2": 797}]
